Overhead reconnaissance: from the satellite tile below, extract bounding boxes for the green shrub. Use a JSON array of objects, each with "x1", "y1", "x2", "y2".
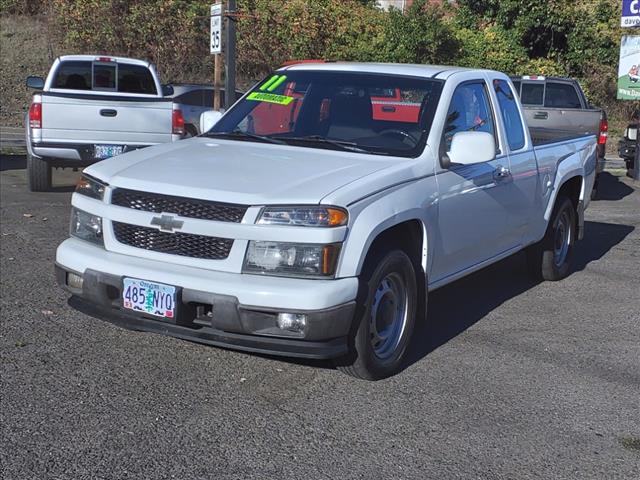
[{"x1": 381, "y1": 0, "x2": 459, "y2": 65}]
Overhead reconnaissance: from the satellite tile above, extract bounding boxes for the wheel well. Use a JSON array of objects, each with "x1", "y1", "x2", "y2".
[
  {"x1": 363, "y1": 220, "x2": 425, "y2": 274},
  {"x1": 558, "y1": 176, "x2": 582, "y2": 209}
]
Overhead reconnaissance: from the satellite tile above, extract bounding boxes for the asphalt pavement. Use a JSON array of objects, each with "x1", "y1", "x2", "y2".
[{"x1": 1, "y1": 155, "x2": 639, "y2": 479}]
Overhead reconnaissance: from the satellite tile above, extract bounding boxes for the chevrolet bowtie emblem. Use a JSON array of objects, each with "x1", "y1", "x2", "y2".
[{"x1": 150, "y1": 214, "x2": 184, "y2": 232}]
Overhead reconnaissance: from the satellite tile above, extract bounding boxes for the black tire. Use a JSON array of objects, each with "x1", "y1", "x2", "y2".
[
  {"x1": 335, "y1": 249, "x2": 418, "y2": 380},
  {"x1": 184, "y1": 125, "x2": 198, "y2": 138},
  {"x1": 526, "y1": 195, "x2": 577, "y2": 281},
  {"x1": 27, "y1": 154, "x2": 52, "y2": 192},
  {"x1": 590, "y1": 174, "x2": 598, "y2": 200}
]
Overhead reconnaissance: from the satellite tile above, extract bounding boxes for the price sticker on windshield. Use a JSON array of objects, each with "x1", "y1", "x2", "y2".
[{"x1": 247, "y1": 92, "x2": 294, "y2": 105}]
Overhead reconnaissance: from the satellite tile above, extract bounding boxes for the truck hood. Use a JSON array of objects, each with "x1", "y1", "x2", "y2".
[{"x1": 86, "y1": 137, "x2": 404, "y2": 205}]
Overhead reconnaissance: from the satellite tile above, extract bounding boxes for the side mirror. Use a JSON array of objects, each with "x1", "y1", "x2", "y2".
[
  {"x1": 446, "y1": 131, "x2": 496, "y2": 166},
  {"x1": 200, "y1": 110, "x2": 223, "y2": 133},
  {"x1": 162, "y1": 84, "x2": 174, "y2": 96},
  {"x1": 26, "y1": 76, "x2": 45, "y2": 90}
]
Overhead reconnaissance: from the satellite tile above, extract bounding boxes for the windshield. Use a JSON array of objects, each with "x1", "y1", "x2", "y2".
[{"x1": 207, "y1": 70, "x2": 443, "y2": 157}]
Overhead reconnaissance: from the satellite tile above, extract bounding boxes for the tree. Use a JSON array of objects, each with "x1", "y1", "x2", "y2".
[{"x1": 381, "y1": 0, "x2": 460, "y2": 65}]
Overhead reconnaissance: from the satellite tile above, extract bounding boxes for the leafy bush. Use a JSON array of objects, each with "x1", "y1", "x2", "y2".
[
  {"x1": 236, "y1": 0, "x2": 387, "y2": 81},
  {"x1": 380, "y1": 0, "x2": 459, "y2": 65},
  {"x1": 455, "y1": 26, "x2": 527, "y2": 73}
]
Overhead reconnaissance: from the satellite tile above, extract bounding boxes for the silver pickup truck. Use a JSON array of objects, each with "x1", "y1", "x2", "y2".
[
  {"x1": 25, "y1": 55, "x2": 185, "y2": 191},
  {"x1": 511, "y1": 76, "x2": 608, "y2": 196}
]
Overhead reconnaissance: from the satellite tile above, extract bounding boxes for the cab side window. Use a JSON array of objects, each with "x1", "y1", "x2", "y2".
[
  {"x1": 443, "y1": 82, "x2": 496, "y2": 152},
  {"x1": 494, "y1": 80, "x2": 526, "y2": 151}
]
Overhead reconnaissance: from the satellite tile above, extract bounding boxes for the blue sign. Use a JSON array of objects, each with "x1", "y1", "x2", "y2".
[{"x1": 622, "y1": 0, "x2": 640, "y2": 27}]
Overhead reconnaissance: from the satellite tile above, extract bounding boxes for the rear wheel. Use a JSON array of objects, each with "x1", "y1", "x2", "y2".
[
  {"x1": 27, "y1": 154, "x2": 52, "y2": 192},
  {"x1": 526, "y1": 195, "x2": 576, "y2": 281},
  {"x1": 335, "y1": 249, "x2": 417, "y2": 380},
  {"x1": 184, "y1": 125, "x2": 198, "y2": 138}
]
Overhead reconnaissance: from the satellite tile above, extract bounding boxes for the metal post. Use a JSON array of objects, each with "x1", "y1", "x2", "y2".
[
  {"x1": 634, "y1": 125, "x2": 640, "y2": 181},
  {"x1": 213, "y1": 54, "x2": 222, "y2": 110},
  {"x1": 224, "y1": 0, "x2": 236, "y2": 109}
]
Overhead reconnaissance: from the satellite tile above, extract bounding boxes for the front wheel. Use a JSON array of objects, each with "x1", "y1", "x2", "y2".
[
  {"x1": 335, "y1": 250, "x2": 417, "y2": 380},
  {"x1": 526, "y1": 195, "x2": 577, "y2": 281}
]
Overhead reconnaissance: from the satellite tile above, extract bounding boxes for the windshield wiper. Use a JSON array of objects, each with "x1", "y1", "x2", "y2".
[
  {"x1": 281, "y1": 135, "x2": 380, "y2": 154},
  {"x1": 203, "y1": 130, "x2": 286, "y2": 145}
]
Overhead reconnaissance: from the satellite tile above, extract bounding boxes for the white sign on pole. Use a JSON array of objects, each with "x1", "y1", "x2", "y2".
[{"x1": 210, "y1": 3, "x2": 222, "y2": 54}]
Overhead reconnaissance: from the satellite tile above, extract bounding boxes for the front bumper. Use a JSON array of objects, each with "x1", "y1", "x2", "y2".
[{"x1": 55, "y1": 240, "x2": 358, "y2": 359}]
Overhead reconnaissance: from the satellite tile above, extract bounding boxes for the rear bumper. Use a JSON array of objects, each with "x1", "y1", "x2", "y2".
[
  {"x1": 31, "y1": 142, "x2": 153, "y2": 166},
  {"x1": 55, "y1": 239, "x2": 358, "y2": 359}
]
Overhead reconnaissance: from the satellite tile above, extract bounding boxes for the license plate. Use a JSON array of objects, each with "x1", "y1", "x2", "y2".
[
  {"x1": 94, "y1": 144, "x2": 124, "y2": 160},
  {"x1": 122, "y1": 278, "x2": 176, "y2": 318}
]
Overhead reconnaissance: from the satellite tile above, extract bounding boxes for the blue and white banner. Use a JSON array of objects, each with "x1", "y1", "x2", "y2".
[{"x1": 622, "y1": 0, "x2": 640, "y2": 27}]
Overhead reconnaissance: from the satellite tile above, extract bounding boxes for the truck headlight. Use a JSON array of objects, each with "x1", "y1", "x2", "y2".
[
  {"x1": 75, "y1": 174, "x2": 107, "y2": 200},
  {"x1": 70, "y1": 208, "x2": 103, "y2": 246},
  {"x1": 257, "y1": 206, "x2": 347, "y2": 227},
  {"x1": 243, "y1": 241, "x2": 341, "y2": 278}
]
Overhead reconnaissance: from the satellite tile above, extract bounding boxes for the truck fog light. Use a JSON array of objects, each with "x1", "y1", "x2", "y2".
[
  {"x1": 67, "y1": 272, "x2": 83, "y2": 289},
  {"x1": 277, "y1": 313, "x2": 307, "y2": 333}
]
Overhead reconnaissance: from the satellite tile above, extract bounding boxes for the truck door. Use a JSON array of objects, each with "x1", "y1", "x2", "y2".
[
  {"x1": 432, "y1": 81, "x2": 515, "y2": 282},
  {"x1": 492, "y1": 79, "x2": 540, "y2": 245}
]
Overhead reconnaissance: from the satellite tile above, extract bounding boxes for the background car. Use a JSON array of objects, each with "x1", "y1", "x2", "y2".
[{"x1": 511, "y1": 75, "x2": 608, "y2": 197}]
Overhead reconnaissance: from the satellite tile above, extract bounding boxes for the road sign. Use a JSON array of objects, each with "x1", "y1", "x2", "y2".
[
  {"x1": 618, "y1": 36, "x2": 640, "y2": 99},
  {"x1": 210, "y1": 3, "x2": 222, "y2": 54},
  {"x1": 622, "y1": 0, "x2": 640, "y2": 27}
]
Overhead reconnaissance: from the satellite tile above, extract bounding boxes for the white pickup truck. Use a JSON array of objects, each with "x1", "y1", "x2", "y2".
[
  {"x1": 55, "y1": 63, "x2": 597, "y2": 380},
  {"x1": 26, "y1": 55, "x2": 185, "y2": 192}
]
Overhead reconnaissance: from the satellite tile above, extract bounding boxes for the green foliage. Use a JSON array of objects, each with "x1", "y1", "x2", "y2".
[
  {"x1": 456, "y1": 0, "x2": 572, "y2": 58},
  {"x1": 455, "y1": 26, "x2": 526, "y2": 73},
  {"x1": 236, "y1": 0, "x2": 387, "y2": 80},
  {"x1": 380, "y1": 0, "x2": 459, "y2": 65}
]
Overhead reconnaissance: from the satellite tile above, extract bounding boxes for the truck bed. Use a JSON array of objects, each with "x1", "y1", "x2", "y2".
[{"x1": 529, "y1": 126, "x2": 596, "y2": 147}]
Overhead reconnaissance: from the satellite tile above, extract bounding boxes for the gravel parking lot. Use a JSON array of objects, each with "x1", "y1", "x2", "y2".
[{"x1": 1, "y1": 155, "x2": 639, "y2": 479}]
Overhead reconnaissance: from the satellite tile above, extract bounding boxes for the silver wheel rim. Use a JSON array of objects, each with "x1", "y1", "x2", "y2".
[
  {"x1": 553, "y1": 210, "x2": 571, "y2": 267},
  {"x1": 369, "y1": 272, "x2": 409, "y2": 360}
]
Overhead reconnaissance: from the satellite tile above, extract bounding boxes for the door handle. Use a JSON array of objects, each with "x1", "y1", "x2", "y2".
[
  {"x1": 533, "y1": 111, "x2": 548, "y2": 120},
  {"x1": 381, "y1": 106, "x2": 396, "y2": 112},
  {"x1": 100, "y1": 109, "x2": 117, "y2": 117},
  {"x1": 493, "y1": 165, "x2": 511, "y2": 181}
]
